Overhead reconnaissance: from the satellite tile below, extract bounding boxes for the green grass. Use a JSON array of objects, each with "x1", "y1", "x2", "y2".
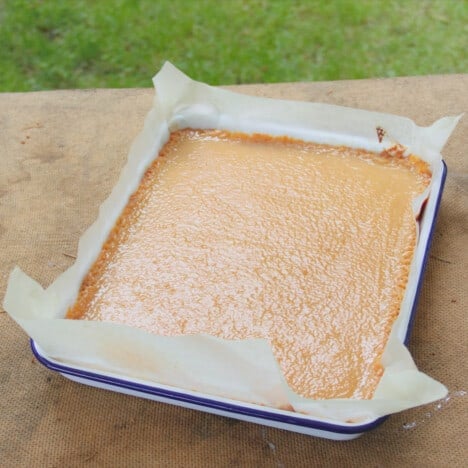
[{"x1": 0, "y1": 0, "x2": 466, "y2": 91}]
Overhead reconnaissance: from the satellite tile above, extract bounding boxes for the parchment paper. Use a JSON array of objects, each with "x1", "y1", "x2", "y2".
[{"x1": 3, "y1": 62, "x2": 461, "y2": 424}]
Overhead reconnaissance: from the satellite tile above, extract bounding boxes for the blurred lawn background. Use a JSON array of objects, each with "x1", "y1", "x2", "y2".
[{"x1": 0, "y1": 0, "x2": 466, "y2": 91}]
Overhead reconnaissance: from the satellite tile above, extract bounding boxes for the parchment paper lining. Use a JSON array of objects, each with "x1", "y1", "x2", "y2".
[{"x1": 3, "y1": 63, "x2": 461, "y2": 423}]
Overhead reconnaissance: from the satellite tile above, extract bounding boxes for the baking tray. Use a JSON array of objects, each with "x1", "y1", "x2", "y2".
[{"x1": 29, "y1": 157, "x2": 447, "y2": 441}]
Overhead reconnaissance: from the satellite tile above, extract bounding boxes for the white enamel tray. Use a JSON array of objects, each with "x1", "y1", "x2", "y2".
[{"x1": 30, "y1": 161, "x2": 447, "y2": 440}]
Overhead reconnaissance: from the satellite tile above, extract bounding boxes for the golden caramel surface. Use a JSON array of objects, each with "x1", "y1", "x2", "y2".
[{"x1": 67, "y1": 129, "x2": 430, "y2": 399}]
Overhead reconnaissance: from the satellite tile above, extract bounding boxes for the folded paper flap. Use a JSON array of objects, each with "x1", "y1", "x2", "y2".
[
  {"x1": 4, "y1": 267, "x2": 51, "y2": 319},
  {"x1": 3, "y1": 62, "x2": 458, "y2": 423},
  {"x1": 154, "y1": 62, "x2": 460, "y2": 157},
  {"x1": 153, "y1": 62, "x2": 211, "y2": 119},
  {"x1": 414, "y1": 114, "x2": 464, "y2": 158}
]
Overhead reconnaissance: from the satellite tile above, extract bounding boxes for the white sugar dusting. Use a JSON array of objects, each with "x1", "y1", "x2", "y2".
[
  {"x1": 402, "y1": 421, "x2": 417, "y2": 430},
  {"x1": 402, "y1": 390, "x2": 466, "y2": 430},
  {"x1": 261, "y1": 428, "x2": 284, "y2": 467}
]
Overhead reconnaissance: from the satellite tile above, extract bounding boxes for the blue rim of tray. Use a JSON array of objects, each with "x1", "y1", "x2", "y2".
[
  {"x1": 30, "y1": 339, "x2": 385, "y2": 435},
  {"x1": 30, "y1": 161, "x2": 447, "y2": 436},
  {"x1": 403, "y1": 160, "x2": 447, "y2": 344}
]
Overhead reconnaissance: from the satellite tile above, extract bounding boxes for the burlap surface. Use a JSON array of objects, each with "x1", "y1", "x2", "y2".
[{"x1": 0, "y1": 75, "x2": 466, "y2": 467}]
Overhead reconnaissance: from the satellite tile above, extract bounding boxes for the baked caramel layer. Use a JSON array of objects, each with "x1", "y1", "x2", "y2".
[{"x1": 67, "y1": 129, "x2": 430, "y2": 399}]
